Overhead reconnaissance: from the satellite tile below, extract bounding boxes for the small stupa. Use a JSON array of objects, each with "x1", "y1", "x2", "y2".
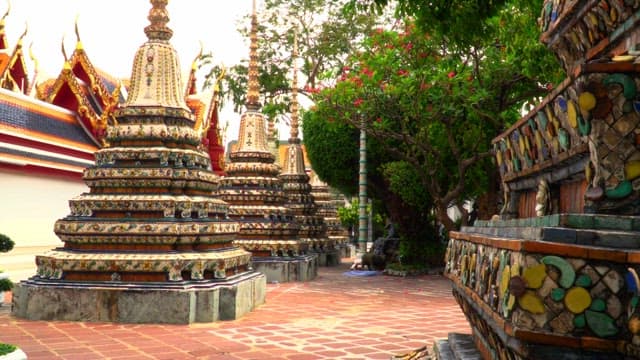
[
  {"x1": 279, "y1": 34, "x2": 338, "y2": 266},
  {"x1": 310, "y1": 175, "x2": 351, "y2": 258},
  {"x1": 217, "y1": 0, "x2": 316, "y2": 283},
  {"x1": 11, "y1": 0, "x2": 266, "y2": 324}
]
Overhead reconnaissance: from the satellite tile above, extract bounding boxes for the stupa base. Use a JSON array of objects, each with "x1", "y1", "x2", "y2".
[
  {"x1": 11, "y1": 271, "x2": 266, "y2": 324},
  {"x1": 338, "y1": 243, "x2": 356, "y2": 259},
  {"x1": 252, "y1": 254, "x2": 317, "y2": 283},
  {"x1": 311, "y1": 248, "x2": 341, "y2": 267}
]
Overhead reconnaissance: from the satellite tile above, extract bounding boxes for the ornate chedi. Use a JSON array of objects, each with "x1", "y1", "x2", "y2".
[
  {"x1": 217, "y1": 1, "x2": 314, "y2": 283},
  {"x1": 439, "y1": 1, "x2": 640, "y2": 359},
  {"x1": 310, "y1": 175, "x2": 351, "y2": 258},
  {"x1": 278, "y1": 37, "x2": 337, "y2": 266},
  {"x1": 11, "y1": 0, "x2": 266, "y2": 324}
]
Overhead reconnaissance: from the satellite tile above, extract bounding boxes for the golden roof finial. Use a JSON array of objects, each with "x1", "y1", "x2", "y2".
[
  {"x1": 144, "y1": 0, "x2": 173, "y2": 42},
  {"x1": 289, "y1": 29, "x2": 299, "y2": 140},
  {"x1": 0, "y1": 0, "x2": 10, "y2": 27},
  {"x1": 191, "y1": 41, "x2": 203, "y2": 70},
  {"x1": 28, "y1": 41, "x2": 37, "y2": 70},
  {"x1": 74, "y1": 14, "x2": 83, "y2": 50},
  {"x1": 61, "y1": 34, "x2": 70, "y2": 69},
  {"x1": 16, "y1": 21, "x2": 26, "y2": 47},
  {"x1": 246, "y1": 0, "x2": 261, "y2": 111},
  {"x1": 27, "y1": 41, "x2": 38, "y2": 96},
  {"x1": 185, "y1": 42, "x2": 203, "y2": 98}
]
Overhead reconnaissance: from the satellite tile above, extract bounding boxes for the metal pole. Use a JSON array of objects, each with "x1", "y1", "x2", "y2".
[{"x1": 358, "y1": 119, "x2": 368, "y2": 252}]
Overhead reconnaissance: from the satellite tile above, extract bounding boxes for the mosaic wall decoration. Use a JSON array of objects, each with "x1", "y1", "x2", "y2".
[
  {"x1": 445, "y1": 234, "x2": 640, "y2": 358},
  {"x1": 495, "y1": 69, "x2": 640, "y2": 214},
  {"x1": 540, "y1": 0, "x2": 640, "y2": 72}
]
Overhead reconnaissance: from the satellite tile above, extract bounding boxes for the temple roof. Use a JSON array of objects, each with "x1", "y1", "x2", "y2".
[
  {"x1": 0, "y1": 9, "x2": 30, "y2": 96},
  {"x1": 43, "y1": 23, "x2": 124, "y2": 147},
  {"x1": 0, "y1": 87, "x2": 97, "y2": 176}
]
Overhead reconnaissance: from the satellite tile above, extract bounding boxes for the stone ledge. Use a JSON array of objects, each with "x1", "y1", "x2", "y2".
[{"x1": 252, "y1": 254, "x2": 318, "y2": 283}]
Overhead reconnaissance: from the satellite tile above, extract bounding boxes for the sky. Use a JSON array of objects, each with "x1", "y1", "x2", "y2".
[{"x1": 4, "y1": 0, "x2": 287, "y2": 143}]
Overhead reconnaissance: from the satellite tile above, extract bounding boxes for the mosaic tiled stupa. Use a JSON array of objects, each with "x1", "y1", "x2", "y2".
[
  {"x1": 310, "y1": 175, "x2": 351, "y2": 257},
  {"x1": 11, "y1": 0, "x2": 266, "y2": 324},
  {"x1": 217, "y1": 2, "x2": 316, "y2": 283},
  {"x1": 439, "y1": 1, "x2": 640, "y2": 359},
  {"x1": 278, "y1": 37, "x2": 337, "y2": 267}
]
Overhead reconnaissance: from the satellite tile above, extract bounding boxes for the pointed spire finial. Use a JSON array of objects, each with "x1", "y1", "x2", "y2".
[
  {"x1": 1, "y1": 0, "x2": 10, "y2": 26},
  {"x1": 61, "y1": 34, "x2": 70, "y2": 68},
  {"x1": 289, "y1": 29, "x2": 300, "y2": 140},
  {"x1": 245, "y1": 0, "x2": 261, "y2": 111},
  {"x1": 74, "y1": 14, "x2": 83, "y2": 50},
  {"x1": 144, "y1": 0, "x2": 173, "y2": 41},
  {"x1": 16, "y1": 21, "x2": 26, "y2": 46}
]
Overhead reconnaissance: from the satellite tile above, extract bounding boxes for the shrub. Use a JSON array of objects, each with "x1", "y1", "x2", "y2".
[
  {"x1": 0, "y1": 234, "x2": 14, "y2": 253},
  {"x1": 0, "y1": 343, "x2": 16, "y2": 356},
  {"x1": 0, "y1": 278, "x2": 13, "y2": 292}
]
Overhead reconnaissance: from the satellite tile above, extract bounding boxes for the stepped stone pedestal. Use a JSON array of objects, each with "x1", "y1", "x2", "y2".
[{"x1": 12, "y1": 271, "x2": 265, "y2": 323}]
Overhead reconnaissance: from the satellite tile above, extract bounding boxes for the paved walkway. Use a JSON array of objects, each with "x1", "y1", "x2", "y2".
[{"x1": 0, "y1": 262, "x2": 470, "y2": 359}]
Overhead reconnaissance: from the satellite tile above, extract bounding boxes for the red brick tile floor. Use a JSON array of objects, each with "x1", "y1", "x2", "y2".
[{"x1": 0, "y1": 261, "x2": 470, "y2": 359}]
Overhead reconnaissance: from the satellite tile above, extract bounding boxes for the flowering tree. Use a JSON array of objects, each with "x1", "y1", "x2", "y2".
[{"x1": 308, "y1": 7, "x2": 562, "y2": 231}]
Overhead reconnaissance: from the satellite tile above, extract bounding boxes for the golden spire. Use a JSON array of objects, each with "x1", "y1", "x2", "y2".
[
  {"x1": 289, "y1": 30, "x2": 299, "y2": 141},
  {"x1": 123, "y1": 0, "x2": 190, "y2": 113},
  {"x1": 144, "y1": 0, "x2": 173, "y2": 42},
  {"x1": 246, "y1": 0, "x2": 260, "y2": 111}
]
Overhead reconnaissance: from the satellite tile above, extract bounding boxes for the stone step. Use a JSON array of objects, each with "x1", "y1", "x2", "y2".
[{"x1": 433, "y1": 333, "x2": 481, "y2": 360}]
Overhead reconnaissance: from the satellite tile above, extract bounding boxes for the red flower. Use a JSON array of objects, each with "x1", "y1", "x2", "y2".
[
  {"x1": 404, "y1": 42, "x2": 413, "y2": 51},
  {"x1": 376, "y1": 118, "x2": 382, "y2": 123},
  {"x1": 353, "y1": 98, "x2": 364, "y2": 107},
  {"x1": 448, "y1": 71, "x2": 456, "y2": 78},
  {"x1": 397, "y1": 69, "x2": 409, "y2": 76}
]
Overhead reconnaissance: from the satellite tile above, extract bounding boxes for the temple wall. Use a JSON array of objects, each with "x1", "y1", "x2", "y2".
[{"x1": 0, "y1": 170, "x2": 87, "y2": 248}]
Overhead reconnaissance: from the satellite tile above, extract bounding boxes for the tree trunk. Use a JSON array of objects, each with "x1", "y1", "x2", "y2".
[{"x1": 436, "y1": 204, "x2": 456, "y2": 233}]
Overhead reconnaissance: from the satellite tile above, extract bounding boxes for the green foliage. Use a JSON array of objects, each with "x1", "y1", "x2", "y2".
[
  {"x1": 302, "y1": 111, "x2": 358, "y2": 195},
  {"x1": 0, "y1": 234, "x2": 14, "y2": 253},
  {"x1": 0, "y1": 278, "x2": 12, "y2": 292},
  {"x1": 381, "y1": 161, "x2": 430, "y2": 211},
  {"x1": 337, "y1": 199, "x2": 383, "y2": 229},
  {"x1": 309, "y1": 6, "x2": 562, "y2": 229},
  {"x1": 0, "y1": 343, "x2": 16, "y2": 356},
  {"x1": 204, "y1": 0, "x2": 389, "y2": 121},
  {"x1": 397, "y1": 236, "x2": 446, "y2": 268}
]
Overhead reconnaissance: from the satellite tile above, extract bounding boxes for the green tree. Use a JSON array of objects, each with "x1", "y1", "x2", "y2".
[{"x1": 309, "y1": 2, "x2": 562, "y2": 231}]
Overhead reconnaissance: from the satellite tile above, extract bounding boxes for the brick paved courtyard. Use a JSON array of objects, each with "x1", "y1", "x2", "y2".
[{"x1": 0, "y1": 261, "x2": 469, "y2": 359}]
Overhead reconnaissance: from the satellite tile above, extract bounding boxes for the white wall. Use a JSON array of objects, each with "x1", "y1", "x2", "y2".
[{"x1": 0, "y1": 171, "x2": 88, "y2": 248}]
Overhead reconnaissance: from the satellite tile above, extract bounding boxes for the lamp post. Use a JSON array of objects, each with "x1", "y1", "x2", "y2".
[{"x1": 358, "y1": 117, "x2": 368, "y2": 252}]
